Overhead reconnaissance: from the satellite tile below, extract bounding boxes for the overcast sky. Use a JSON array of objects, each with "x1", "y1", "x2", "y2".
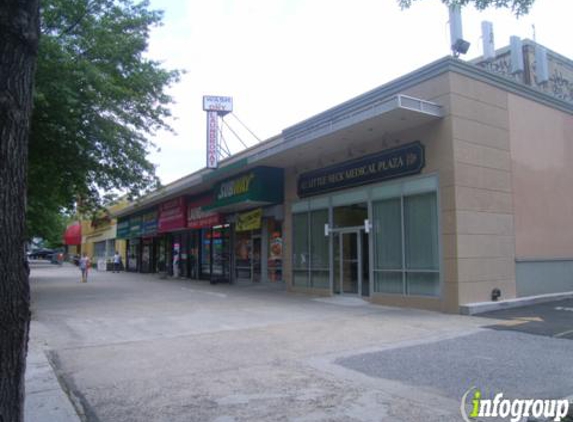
[{"x1": 145, "y1": 0, "x2": 573, "y2": 185}]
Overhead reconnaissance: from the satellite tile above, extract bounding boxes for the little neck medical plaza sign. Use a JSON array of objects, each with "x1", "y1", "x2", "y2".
[{"x1": 297, "y1": 141, "x2": 425, "y2": 198}]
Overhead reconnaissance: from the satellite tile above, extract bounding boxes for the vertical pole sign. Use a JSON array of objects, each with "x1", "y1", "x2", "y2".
[
  {"x1": 203, "y1": 96, "x2": 233, "y2": 169},
  {"x1": 206, "y1": 111, "x2": 219, "y2": 168}
]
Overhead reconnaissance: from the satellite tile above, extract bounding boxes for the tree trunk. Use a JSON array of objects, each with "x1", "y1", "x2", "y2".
[{"x1": 0, "y1": 1, "x2": 40, "y2": 421}]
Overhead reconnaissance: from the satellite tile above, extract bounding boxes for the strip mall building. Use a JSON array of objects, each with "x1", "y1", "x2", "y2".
[{"x1": 115, "y1": 41, "x2": 573, "y2": 313}]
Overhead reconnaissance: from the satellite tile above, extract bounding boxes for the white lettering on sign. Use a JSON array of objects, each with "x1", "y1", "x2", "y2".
[
  {"x1": 206, "y1": 111, "x2": 218, "y2": 169},
  {"x1": 203, "y1": 96, "x2": 233, "y2": 112}
]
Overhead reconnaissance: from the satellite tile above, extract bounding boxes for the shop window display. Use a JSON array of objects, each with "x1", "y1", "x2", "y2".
[{"x1": 267, "y1": 220, "x2": 283, "y2": 282}]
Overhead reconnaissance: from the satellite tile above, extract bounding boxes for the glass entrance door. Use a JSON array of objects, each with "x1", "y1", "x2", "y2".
[{"x1": 333, "y1": 231, "x2": 361, "y2": 295}]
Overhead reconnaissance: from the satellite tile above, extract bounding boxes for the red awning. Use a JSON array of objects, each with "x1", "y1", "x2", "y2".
[{"x1": 63, "y1": 222, "x2": 82, "y2": 245}]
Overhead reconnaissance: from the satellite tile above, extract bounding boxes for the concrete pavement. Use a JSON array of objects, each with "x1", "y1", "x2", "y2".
[{"x1": 26, "y1": 262, "x2": 573, "y2": 422}]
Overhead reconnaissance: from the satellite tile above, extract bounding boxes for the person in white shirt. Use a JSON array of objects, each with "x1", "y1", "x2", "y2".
[{"x1": 113, "y1": 251, "x2": 121, "y2": 273}]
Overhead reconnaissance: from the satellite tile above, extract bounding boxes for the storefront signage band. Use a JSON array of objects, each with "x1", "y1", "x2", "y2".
[
  {"x1": 206, "y1": 167, "x2": 284, "y2": 211},
  {"x1": 116, "y1": 219, "x2": 130, "y2": 239},
  {"x1": 158, "y1": 197, "x2": 187, "y2": 233},
  {"x1": 129, "y1": 216, "x2": 142, "y2": 238},
  {"x1": 141, "y1": 211, "x2": 158, "y2": 236},
  {"x1": 187, "y1": 207, "x2": 222, "y2": 229},
  {"x1": 297, "y1": 141, "x2": 425, "y2": 198}
]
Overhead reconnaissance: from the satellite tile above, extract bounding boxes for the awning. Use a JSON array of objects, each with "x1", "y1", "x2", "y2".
[{"x1": 63, "y1": 222, "x2": 82, "y2": 245}]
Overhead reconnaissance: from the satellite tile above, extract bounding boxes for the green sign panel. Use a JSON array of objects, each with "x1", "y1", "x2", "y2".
[
  {"x1": 141, "y1": 211, "x2": 158, "y2": 236},
  {"x1": 129, "y1": 215, "x2": 142, "y2": 238},
  {"x1": 206, "y1": 167, "x2": 284, "y2": 210},
  {"x1": 116, "y1": 218, "x2": 130, "y2": 239}
]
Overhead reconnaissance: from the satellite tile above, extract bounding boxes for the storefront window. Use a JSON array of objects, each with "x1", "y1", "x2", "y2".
[
  {"x1": 155, "y1": 237, "x2": 166, "y2": 272},
  {"x1": 106, "y1": 239, "x2": 116, "y2": 258},
  {"x1": 93, "y1": 241, "x2": 105, "y2": 259},
  {"x1": 267, "y1": 220, "x2": 283, "y2": 282},
  {"x1": 235, "y1": 231, "x2": 252, "y2": 280},
  {"x1": 182, "y1": 234, "x2": 190, "y2": 278},
  {"x1": 141, "y1": 239, "x2": 152, "y2": 273},
  {"x1": 373, "y1": 198, "x2": 403, "y2": 294},
  {"x1": 404, "y1": 193, "x2": 439, "y2": 296},
  {"x1": 292, "y1": 209, "x2": 329, "y2": 288},
  {"x1": 212, "y1": 225, "x2": 230, "y2": 278},
  {"x1": 373, "y1": 192, "x2": 439, "y2": 297},
  {"x1": 292, "y1": 213, "x2": 309, "y2": 287},
  {"x1": 127, "y1": 239, "x2": 139, "y2": 271},
  {"x1": 310, "y1": 210, "x2": 329, "y2": 288},
  {"x1": 189, "y1": 231, "x2": 200, "y2": 279},
  {"x1": 200, "y1": 229, "x2": 211, "y2": 278}
]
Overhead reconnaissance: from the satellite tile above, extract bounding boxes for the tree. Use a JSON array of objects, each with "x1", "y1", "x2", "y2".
[
  {"x1": 0, "y1": 0, "x2": 40, "y2": 420},
  {"x1": 398, "y1": 0, "x2": 535, "y2": 16},
  {"x1": 27, "y1": 0, "x2": 180, "y2": 238}
]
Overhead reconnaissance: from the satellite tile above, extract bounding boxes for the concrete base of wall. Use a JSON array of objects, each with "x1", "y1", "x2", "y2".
[{"x1": 460, "y1": 291, "x2": 573, "y2": 315}]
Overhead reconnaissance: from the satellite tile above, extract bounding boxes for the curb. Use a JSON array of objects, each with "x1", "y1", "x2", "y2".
[
  {"x1": 460, "y1": 291, "x2": 573, "y2": 315},
  {"x1": 25, "y1": 344, "x2": 82, "y2": 422}
]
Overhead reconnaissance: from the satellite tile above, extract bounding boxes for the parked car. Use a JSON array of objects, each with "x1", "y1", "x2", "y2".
[
  {"x1": 70, "y1": 254, "x2": 80, "y2": 266},
  {"x1": 27, "y1": 248, "x2": 55, "y2": 260}
]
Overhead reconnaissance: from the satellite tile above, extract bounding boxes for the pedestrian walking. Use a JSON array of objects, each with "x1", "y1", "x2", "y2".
[
  {"x1": 173, "y1": 250, "x2": 179, "y2": 278},
  {"x1": 113, "y1": 251, "x2": 122, "y2": 273},
  {"x1": 79, "y1": 253, "x2": 90, "y2": 283}
]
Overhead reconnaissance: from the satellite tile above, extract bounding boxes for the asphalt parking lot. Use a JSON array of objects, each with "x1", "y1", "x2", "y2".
[{"x1": 479, "y1": 298, "x2": 573, "y2": 339}]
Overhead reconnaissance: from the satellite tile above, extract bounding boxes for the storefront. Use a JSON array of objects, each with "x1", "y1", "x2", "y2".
[
  {"x1": 157, "y1": 197, "x2": 187, "y2": 276},
  {"x1": 289, "y1": 142, "x2": 439, "y2": 299},
  {"x1": 187, "y1": 195, "x2": 227, "y2": 281},
  {"x1": 205, "y1": 166, "x2": 285, "y2": 284},
  {"x1": 140, "y1": 210, "x2": 158, "y2": 273},
  {"x1": 126, "y1": 215, "x2": 142, "y2": 271}
]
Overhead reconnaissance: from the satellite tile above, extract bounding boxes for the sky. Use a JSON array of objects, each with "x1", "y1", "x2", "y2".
[{"x1": 145, "y1": 0, "x2": 573, "y2": 185}]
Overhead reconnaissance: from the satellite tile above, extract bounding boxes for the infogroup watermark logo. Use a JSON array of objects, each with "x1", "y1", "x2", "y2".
[{"x1": 461, "y1": 387, "x2": 570, "y2": 422}]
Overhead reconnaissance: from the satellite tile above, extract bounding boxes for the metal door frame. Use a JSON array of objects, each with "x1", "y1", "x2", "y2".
[{"x1": 331, "y1": 227, "x2": 363, "y2": 296}]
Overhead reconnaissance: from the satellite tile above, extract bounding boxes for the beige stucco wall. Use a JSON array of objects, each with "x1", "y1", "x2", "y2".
[
  {"x1": 508, "y1": 94, "x2": 573, "y2": 258},
  {"x1": 448, "y1": 73, "x2": 516, "y2": 305}
]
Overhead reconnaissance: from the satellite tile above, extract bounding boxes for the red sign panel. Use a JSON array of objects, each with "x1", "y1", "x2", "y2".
[
  {"x1": 187, "y1": 196, "x2": 222, "y2": 229},
  {"x1": 158, "y1": 197, "x2": 187, "y2": 233}
]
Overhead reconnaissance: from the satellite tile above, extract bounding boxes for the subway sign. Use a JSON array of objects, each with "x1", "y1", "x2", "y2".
[
  {"x1": 298, "y1": 142, "x2": 425, "y2": 198},
  {"x1": 217, "y1": 173, "x2": 255, "y2": 201},
  {"x1": 206, "y1": 167, "x2": 284, "y2": 210}
]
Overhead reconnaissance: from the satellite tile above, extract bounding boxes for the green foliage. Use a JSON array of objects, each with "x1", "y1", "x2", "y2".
[
  {"x1": 397, "y1": 0, "x2": 535, "y2": 16},
  {"x1": 27, "y1": 0, "x2": 179, "y2": 238},
  {"x1": 27, "y1": 204, "x2": 70, "y2": 247}
]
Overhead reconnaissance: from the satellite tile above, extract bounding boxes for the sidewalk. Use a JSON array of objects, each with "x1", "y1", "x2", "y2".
[{"x1": 25, "y1": 327, "x2": 81, "y2": 422}]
